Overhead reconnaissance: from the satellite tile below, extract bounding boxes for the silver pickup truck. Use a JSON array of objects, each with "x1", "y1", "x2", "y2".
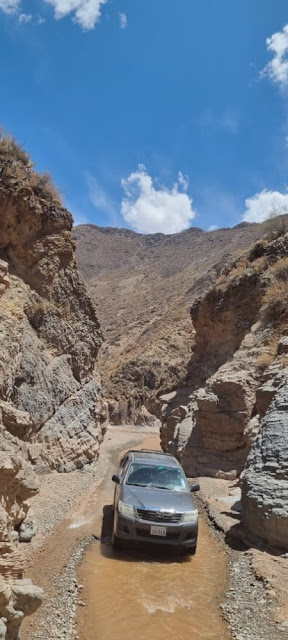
[{"x1": 112, "y1": 449, "x2": 199, "y2": 554}]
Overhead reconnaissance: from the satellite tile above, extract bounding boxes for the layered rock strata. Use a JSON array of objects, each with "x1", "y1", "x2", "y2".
[
  {"x1": 159, "y1": 227, "x2": 288, "y2": 546},
  {"x1": 0, "y1": 157, "x2": 107, "y2": 471},
  {"x1": 160, "y1": 229, "x2": 288, "y2": 478},
  {"x1": 160, "y1": 268, "x2": 266, "y2": 476},
  {"x1": 0, "y1": 148, "x2": 107, "y2": 637},
  {"x1": 242, "y1": 370, "x2": 288, "y2": 549},
  {"x1": 0, "y1": 428, "x2": 43, "y2": 640}
]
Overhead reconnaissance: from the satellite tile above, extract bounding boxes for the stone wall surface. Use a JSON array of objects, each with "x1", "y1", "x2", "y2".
[
  {"x1": 159, "y1": 229, "x2": 288, "y2": 547},
  {"x1": 159, "y1": 266, "x2": 267, "y2": 477},
  {"x1": 242, "y1": 370, "x2": 288, "y2": 549},
  {"x1": 0, "y1": 154, "x2": 107, "y2": 637}
]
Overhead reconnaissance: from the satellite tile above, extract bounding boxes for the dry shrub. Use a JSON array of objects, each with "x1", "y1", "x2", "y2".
[
  {"x1": 0, "y1": 130, "x2": 32, "y2": 166},
  {"x1": 30, "y1": 171, "x2": 62, "y2": 205},
  {"x1": 270, "y1": 256, "x2": 288, "y2": 282},
  {"x1": 262, "y1": 280, "x2": 288, "y2": 323},
  {"x1": 260, "y1": 254, "x2": 288, "y2": 324},
  {"x1": 261, "y1": 214, "x2": 288, "y2": 240},
  {"x1": 255, "y1": 352, "x2": 275, "y2": 372},
  {"x1": 0, "y1": 131, "x2": 62, "y2": 206},
  {"x1": 216, "y1": 256, "x2": 248, "y2": 288}
]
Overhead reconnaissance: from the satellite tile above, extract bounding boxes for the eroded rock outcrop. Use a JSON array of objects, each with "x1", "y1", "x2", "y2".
[
  {"x1": 160, "y1": 264, "x2": 267, "y2": 476},
  {"x1": 0, "y1": 427, "x2": 43, "y2": 639},
  {"x1": 160, "y1": 228, "x2": 288, "y2": 478},
  {"x1": 0, "y1": 141, "x2": 107, "y2": 637},
  {"x1": 242, "y1": 370, "x2": 288, "y2": 549},
  {"x1": 0, "y1": 155, "x2": 107, "y2": 471}
]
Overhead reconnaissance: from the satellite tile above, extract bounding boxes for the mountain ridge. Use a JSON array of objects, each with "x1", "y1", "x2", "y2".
[{"x1": 73, "y1": 218, "x2": 270, "y2": 424}]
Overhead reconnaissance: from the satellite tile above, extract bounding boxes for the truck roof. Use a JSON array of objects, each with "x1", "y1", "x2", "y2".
[{"x1": 129, "y1": 449, "x2": 180, "y2": 468}]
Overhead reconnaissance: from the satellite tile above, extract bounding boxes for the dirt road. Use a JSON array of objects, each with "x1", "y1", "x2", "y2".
[{"x1": 21, "y1": 426, "x2": 286, "y2": 640}]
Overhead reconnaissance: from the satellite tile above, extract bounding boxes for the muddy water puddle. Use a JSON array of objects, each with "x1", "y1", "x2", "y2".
[{"x1": 77, "y1": 517, "x2": 231, "y2": 640}]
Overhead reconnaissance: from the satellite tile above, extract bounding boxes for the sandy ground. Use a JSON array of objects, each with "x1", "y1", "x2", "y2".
[{"x1": 20, "y1": 426, "x2": 288, "y2": 640}]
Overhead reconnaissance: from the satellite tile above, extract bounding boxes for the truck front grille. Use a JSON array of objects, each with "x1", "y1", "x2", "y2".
[{"x1": 137, "y1": 509, "x2": 182, "y2": 524}]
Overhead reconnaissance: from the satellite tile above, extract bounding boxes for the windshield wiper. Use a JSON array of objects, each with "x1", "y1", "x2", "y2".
[
  {"x1": 153, "y1": 485, "x2": 173, "y2": 490},
  {"x1": 127, "y1": 482, "x2": 146, "y2": 487}
]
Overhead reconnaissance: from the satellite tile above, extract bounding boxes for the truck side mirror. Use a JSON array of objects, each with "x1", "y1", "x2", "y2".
[
  {"x1": 191, "y1": 483, "x2": 200, "y2": 492},
  {"x1": 112, "y1": 474, "x2": 120, "y2": 484}
]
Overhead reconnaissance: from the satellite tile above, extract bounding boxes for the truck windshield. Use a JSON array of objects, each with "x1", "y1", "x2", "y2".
[{"x1": 126, "y1": 463, "x2": 187, "y2": 491}]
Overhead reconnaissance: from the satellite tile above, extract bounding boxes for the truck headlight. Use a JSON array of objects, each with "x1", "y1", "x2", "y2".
[
  {"x1": 118, "y1": 501, "x2": 135, "y2": 517},
  {"x1": 183, "y1": 510, "x2": 198, "y2": 523}
]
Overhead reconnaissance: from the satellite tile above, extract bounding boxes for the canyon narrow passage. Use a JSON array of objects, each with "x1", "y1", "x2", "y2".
[{"x1": 76, "y1": 432, "x2": 231, "y2": 640}]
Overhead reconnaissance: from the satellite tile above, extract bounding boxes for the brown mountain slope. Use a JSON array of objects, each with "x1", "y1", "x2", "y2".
[{"x1": 73, "y1": 222, "x2": 268, "y2": 424}]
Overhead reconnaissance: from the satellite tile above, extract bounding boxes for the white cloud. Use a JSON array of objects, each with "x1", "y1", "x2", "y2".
[
  {"x1": 178, "y1": 170, "x2": 189, "y2": 192},
  {"x1": 208, "y1": 225, "x2": 218, "y2": 231},
  {"x1": 44, "y1": 0, "x2": 108, "y2": 30},
  {"x1": 0, "y1": 0, "x2": 19, "y2": 14},
  {"x1": 19, "y1": 12, "x2": 32, "y2": 22},
  {"x1": 261, "y1": 24, "x2": 288, "y2": 87},
  {"x1": 0, "y1": 0, "x2": 107, "y2": 29},
  {"x1": 242, "y1": 189, "x2": 288, "y2": 223},
  {"x1": 119, "y1": 11, "x2": 127, "y2": 29},
  {"x1": 121, "y1": 165, "x2": 196, "y2": 234}
]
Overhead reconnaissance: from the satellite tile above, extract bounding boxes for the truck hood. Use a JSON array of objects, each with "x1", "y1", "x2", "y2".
[{"x1": 121, "y1": 485, "x2": 197, "y2": 513}]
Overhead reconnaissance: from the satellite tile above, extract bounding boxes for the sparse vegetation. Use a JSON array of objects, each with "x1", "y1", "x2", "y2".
[
  {"x1": 0, "y1": 131, "x2": 62, "y2": 205},
  {"x1": 262, "y1": 279, "x2": 288, "y2": 323},
  {"x1": 0, "y1": 129, "x2": 32, "y2": 166},
  {"x1": 270, "y1": 256, "x2": 288, "y2": 282},
  {"x1": 29, "y1": 170, "x2": 62, "y2": 205},
  {"x1": 261, "y1": 213, "x2": 288, "y2": 240}
]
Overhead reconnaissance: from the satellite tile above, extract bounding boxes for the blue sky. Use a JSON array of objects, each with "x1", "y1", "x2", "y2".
[{"x1": 1, "y1": 0, "x2": 288, "y2": 233}]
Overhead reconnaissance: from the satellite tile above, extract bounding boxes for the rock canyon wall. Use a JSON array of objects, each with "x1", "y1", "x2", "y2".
[
  {"x1": 159, "y1": 228, "x2": 288, "y2": 548},
  {"x1": 0, "y1": 141, "x2": 107, "y2": 637}
]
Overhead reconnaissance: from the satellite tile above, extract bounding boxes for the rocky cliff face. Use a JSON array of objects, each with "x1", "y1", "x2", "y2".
[
  {"x1": 0, "y1": 426, "x2": 43, "y2": 640},
  {"x1": 0, "y1": 141, "x2": 107, "y2": 637},
  {"x1": 242, "y1": 368, "x2": 288, "y2": 549},
  {"x1": 159, "y1": 226, "x2": 288, "y2": 547},
  {"x1": 74, "y1": 221, "x2": 265, "y2": 424}
]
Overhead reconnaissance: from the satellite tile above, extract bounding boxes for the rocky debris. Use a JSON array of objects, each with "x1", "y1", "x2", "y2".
[
  {"x1": 0, "y1": 260, "x2": 10, "y2": 296},
  {"x1": 26, "y1": 542, "x2": 88, "y2": 640},
  {"x1": 277, "y1": 336, "x2": 288, "y2": 355},
  {"x1": 0, "y1": 403, "x2": 33, "y2": 440},
  {"x1": 223, "y1": 555, "x2": 277, "y2": 640},
  {"x1": 19, "y1": 510, "x2": 37, "y2": 543},
  {"x1": 242, "y1": 369, "x2": 288, "y2": 549},
  {"x1": 0, "y1": 437, "x2": 43, "y2": 639},
  {"x1": 198, "y1": 477, "x2": 288, "y2": 639},
  {"x1": 0, "y1": 577, "x2": 43, "y2": 640}
]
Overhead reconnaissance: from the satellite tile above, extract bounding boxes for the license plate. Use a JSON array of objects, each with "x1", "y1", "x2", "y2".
[{"x1": 150, "y1": 525, "x2": 167, "y2": 537}]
